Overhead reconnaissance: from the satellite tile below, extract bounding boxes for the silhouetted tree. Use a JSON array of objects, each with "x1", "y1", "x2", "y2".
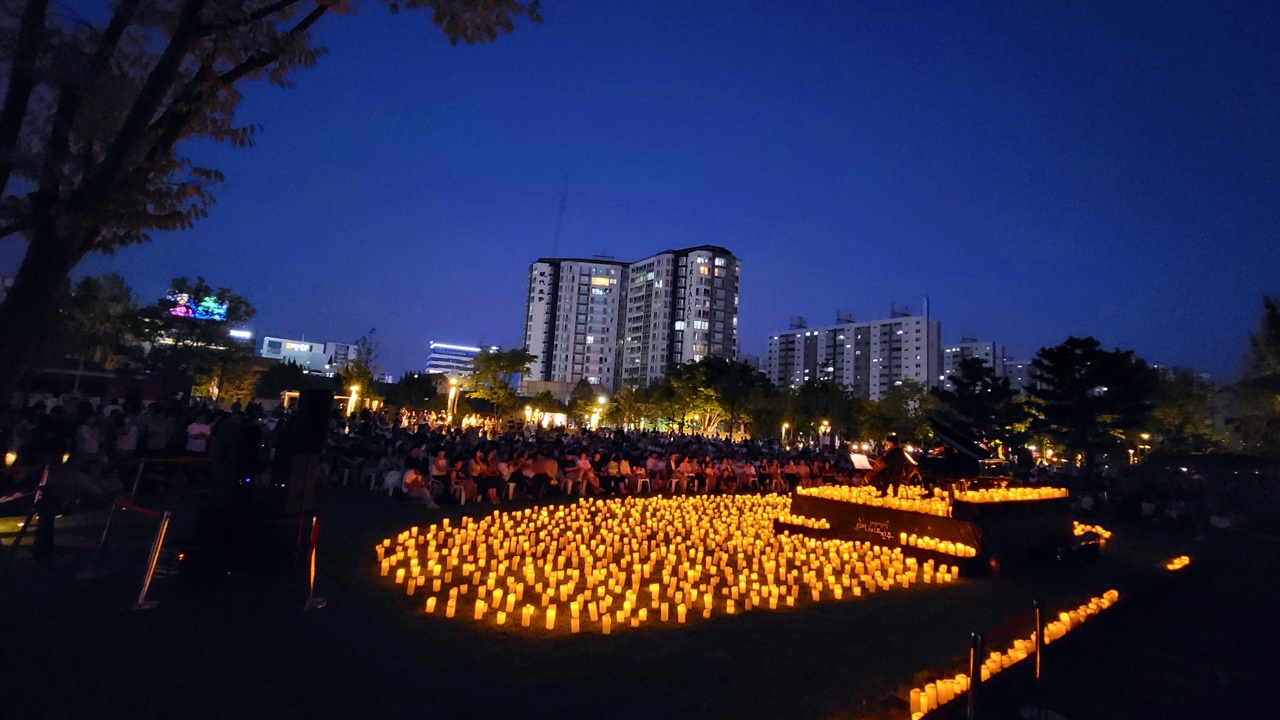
[
  {"x1": 1029, "y1": 336, "x2": 1157, "y2": 477},
  {"x1": 465, "y1": 348, "x2": 535, "y2": 418},
  {"x1": 0, "y1": 0, "x2": 542, "y2": 397}
]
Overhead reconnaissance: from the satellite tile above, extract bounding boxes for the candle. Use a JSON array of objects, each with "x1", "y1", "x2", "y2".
[
  {"x1": 545, "y1": 604, "x2": 556, "y2": 630},
  {"x1": 425, "y1": 597, "x2": 437, "y2": 613},
  {"x1": 602, "y1": 615, "x2": 611, "y2": 635},
  {"x1": 522, "y1": 605, "x2": 534, "y2": 627},
  {"x1": 677, "y1": 603, "x2": 687, "y2": 623}
]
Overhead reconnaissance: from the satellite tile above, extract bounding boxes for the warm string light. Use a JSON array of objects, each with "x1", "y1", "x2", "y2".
[
  {"x1": 1165, "y1": 555, "x2": 1190, "y2": 571},
  {"x1": 375, "y1": 495, "x2": 962, "y2": 634},
  {"x1": 908, "y1": 589, "x2": 1120, "y2": 719}
]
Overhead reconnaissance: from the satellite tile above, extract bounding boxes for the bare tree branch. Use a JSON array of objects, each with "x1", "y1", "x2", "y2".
[
  {"x1": 201, "y1": 0, "x2": 307, "y2": 36},
  {"x1": 72, "y1": 0, "x2": 207, "y2": 225},
  {"x1": 44, "y1": 0, "x2": 143, "y2": 191}
]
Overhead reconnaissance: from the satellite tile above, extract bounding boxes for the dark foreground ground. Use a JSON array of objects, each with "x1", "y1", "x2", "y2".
[{"x1": 2, "y1": 484, "x2": 1274, "y2": 720}]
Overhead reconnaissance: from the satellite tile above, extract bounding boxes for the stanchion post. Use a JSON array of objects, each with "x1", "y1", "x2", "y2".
[
  {"x1": 8, "y1": 464, "x2": 50, "y2": 558},
  {"x1": 1034, "y1": 598, "x2": 1045, "y2": 719},
  {"x1": 98, "y1": 461, "x2": 148, "y2": 558},
  {"x1": 303, "y1": 515, "x2": 326, "y2": 611},
  {"x1": 968, "y1": 632, "x2": 983, "y2": 720},
  {"x1": 133, "y1": 511, "x2": 171, "y2": 610}
]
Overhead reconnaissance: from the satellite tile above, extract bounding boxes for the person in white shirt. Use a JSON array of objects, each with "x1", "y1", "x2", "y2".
[{"x1": 186, "y1": 414, "x2": 212, "y2": 455}]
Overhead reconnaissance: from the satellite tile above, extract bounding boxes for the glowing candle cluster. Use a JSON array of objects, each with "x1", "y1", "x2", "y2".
[
  {"x1": 1166, "y1": 555, "x2": 1190, "y2": 571},
  {"x1": 1072, "y1": 521, "x2": 1112, "y2": 543},
  {"x1": 776, "y1": 513, "x2": 831, "y2": 529},
  {"x1": 908, "y1": 589, "x2": 1120, "y2": 719},
  {"x1": 951, "y1": 487, "x2": 1068, "y2": 503},
  {"x1": 375, "y1": 495, "x2": 961, "y2": 634},
  {"x1": 797, "y1": 485, "x2": 952, "y2": 517},
  {"x1": 899, "y1": 532, "x2": 977, "y2": 558}
]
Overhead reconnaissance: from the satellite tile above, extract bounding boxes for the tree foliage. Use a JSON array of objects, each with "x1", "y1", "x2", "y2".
[
  {"x1": 698, "y1": 357, "x2": 772, "y2": 439},
  {"x1": 526, "y1": 389, "x2": 560, "y2": 415},
  {"x1": 336, "y1": 328, "x2": 380, "y2": 400},
  {"x1": 465, "y1": 347, "x2": 534, "y2": 418},
  {"x1": 1231, "y1": 296, "x2": 1280, "y2": 454},
  {"x1": 256, "y1": 358, "x2": 306, "y2": 398},
  {"x1": 0, "y1": 0, "x2": 542, "y2": 396},
  {"x1": 59, "y1": 272, "x2": 141, "y2": 369},
  {"x1": 1029, "y1": 336, "x2": 1156, "y2": 475},
  {"x1": 193, "y1": 350, "x2": 259, "y2": 406},
  {"x1": 1150, "y1": 369, "x2": 1221, "y2": 453},
  {"x1": 863, "y1": 380, "x2": 937, "y2": 445},
  {"x1": 933, "y1": 356, "x2": 1029, "y2": 444},
  {"x1": 392, "y1": 371, "x2": 438, "y2": 412},
  {"x1": 138, "y1": 275, "x2": 255, "y2": 396}
]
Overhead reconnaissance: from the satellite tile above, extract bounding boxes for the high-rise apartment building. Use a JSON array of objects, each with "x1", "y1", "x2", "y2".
[
  {"x1": 623, "y1": 246, "x2": 740, "y2": 388},
  {"x1": 765, "y1": 309, "x2": 942, "y2": 400},
  {"x1": 521, "y1": 246, "x2": 740, "y2": 392},
  {"x1": 941, "y1": 338, "x2": 1006, "y2": 389},
  {"x1": 523, "y1": 256, "x2": 629, "y2": 390}
]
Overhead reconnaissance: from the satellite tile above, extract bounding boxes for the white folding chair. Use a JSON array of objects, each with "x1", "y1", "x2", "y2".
[{"x1": 382, "y1": 470, "x2": 403, "y2": 497}]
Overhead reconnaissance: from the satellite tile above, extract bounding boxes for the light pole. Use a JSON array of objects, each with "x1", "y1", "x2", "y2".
[
  {"x1": 447, "y1": 378, "x2": 459, "y2": 421},
  {"x1": 594, "y1": 396, "x2": 608, "y2": 430},
  {"x1": 781, "y1": 422, "x2": 789, "y2": 444},
  {"x1": 346, "y1": 385, "x2": 359, "y2": 416}
]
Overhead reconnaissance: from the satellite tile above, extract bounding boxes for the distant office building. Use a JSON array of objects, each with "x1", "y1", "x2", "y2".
[
  {"x1": 523, "y1": 256, "x2": 629, "y2": 391},
  {"x1": 259, "y1": 337, "x2": 353, "y2": 375},
  {"x1": 622, "y1": 245, "x2": 740, "y2": 388},
  {"x1": 425, "y1": 342, "x2": 497, "y2": 378},
  {"x1": 765, "y1": 307, "x2": 942, "y2": 401},
  {"x1": 941, "y1": 338, "x2": 1005, "y2": 390},
  {"x1": 1003, "y1": 359, "x2": 1038, "y2": 395}
]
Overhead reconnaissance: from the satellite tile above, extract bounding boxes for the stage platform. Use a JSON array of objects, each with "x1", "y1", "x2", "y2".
[{"x1": 777, "y1": 491, "x2": 1074, "y2": 571}]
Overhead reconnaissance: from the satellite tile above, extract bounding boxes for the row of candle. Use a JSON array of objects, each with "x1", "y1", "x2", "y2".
[
  {"x1": 375, "y1": 494, "x2": 963, "y2": 634},
  {"x1": 908, "y1": 589, "x2": 1120, "y2": 719},
  {"x1": 776, "y1": 513, "x2": 831, "y2": 530},
  {"x1": 899, "y1": 533, "x2": 977, "y2": 558},
  {"x1": 797, "y1": 485, "x2": 953, "y2": 517},
  {"x1": 1166, "y1": 555, "x2": 1191, "y2": 571},
  {"x1": 1072, "y1": 520, "x2": 1113, "y2": 544},
  {"x1": 951, "y1": 487, "x2": 1069, "y2": 503}
]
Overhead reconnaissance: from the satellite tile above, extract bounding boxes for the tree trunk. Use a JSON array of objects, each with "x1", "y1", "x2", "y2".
[{"x1": 0, "y1": 230, "x2": 80, "y2": 401}]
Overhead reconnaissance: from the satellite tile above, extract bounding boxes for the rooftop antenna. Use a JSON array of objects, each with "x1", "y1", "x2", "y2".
[{"x1": 551, "y1": 175, "x2": 568, "y2": 258}]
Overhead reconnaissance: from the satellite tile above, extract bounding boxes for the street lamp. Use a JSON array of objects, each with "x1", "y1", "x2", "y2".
[
  {"x1": 346, "y1": 385, "x2": 359, "y2": 416},
  {"x1": 447, "y1": 377, "x2": 459, "y2": 419},
  {"x1": 781, "y1": 422, "x2": 789, "y2": 443}
]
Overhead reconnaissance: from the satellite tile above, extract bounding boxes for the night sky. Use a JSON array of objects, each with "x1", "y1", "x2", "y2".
[{"x1": 8, "y1": 0, "x2": 1277, "y2": 380}]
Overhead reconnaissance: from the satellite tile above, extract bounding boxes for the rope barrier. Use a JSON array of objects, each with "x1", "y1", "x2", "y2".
[{"x1": 115, "y1": 498, "x2": 162, "y2": 519}]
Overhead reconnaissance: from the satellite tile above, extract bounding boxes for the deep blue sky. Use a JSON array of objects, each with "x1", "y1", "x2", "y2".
[{"x1": 9, "y1": 0, "x2": 1277, "y2": 379}]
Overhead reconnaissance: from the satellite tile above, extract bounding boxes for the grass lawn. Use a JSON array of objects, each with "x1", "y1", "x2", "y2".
[{"x1": 1, "y1": 485, "x2": 1262, "y2": 720}]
